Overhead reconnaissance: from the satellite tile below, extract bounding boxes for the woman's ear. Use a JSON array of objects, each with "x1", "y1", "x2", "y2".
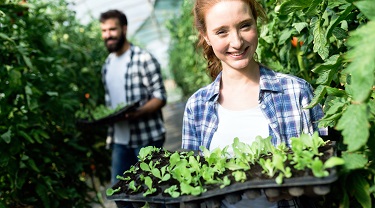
[{"x1": 202, "y1": 33, "x2": 211, "y2": 46}]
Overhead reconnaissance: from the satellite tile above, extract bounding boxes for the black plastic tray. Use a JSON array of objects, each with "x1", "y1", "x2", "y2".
[
  {"x1": 107, "y1": 170, "x2": 337, "y2": 204},
  {"x1": 107, "y1": 144, "x2": 338, "y2": 204},
  {"x1": 77, "y1": 100, "x2": 141, "y2": 127}
]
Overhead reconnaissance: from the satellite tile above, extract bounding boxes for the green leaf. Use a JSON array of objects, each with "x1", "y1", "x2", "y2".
[
  {"x1": 36, "y1": 183, "x2": 50, "y2": 208},
  {"x1": 19, "y1": 130, "x2": 34, "y2": 143},
  {"x1": 354, "y1": 0, "x2": 375, "y2": 21},
  {"x1": 279, "y1": 0, "x2": 311, "y2": 15},
  {"x1": 337, "y1": 104, "x2": 369, "y2": 151},
  {"x1": 27, "y1": 159, "x2": 41, "y2": 172},
  {"x1": 292, "y1": 22, "x2": 309, "y2": 33},
  {"x1": 312, "y1": 55, "x2": 342, "y2": 85},
  {"x1": 323, "y1": 157, "x2": 345, "y2": 169},
  {"x1": 278, "y1": 28, "x2": 294, "y2": 45},
  {"x1": 106, "y1": 187, "x2": 121, "y2": 196},
  {"x1": 306, "y1": 85, "x2": 326, "y2": 108},
  {"x1": 349, "y1": 173, "x2": 372, "y2": 208},
  {"x1": 1, "y1": 129, "x2": 11, "y2": 143},
  {"x1": 305, "y1": 0, "x2": 321, "y2": 16},
  {"x1": 326, "y1": 4, "x2": 355, "y2": 40},
  {"x1": 311, "y1": 17, "x2": 329, "y2": 60},
  {"x1": 341, "y1": 152, "x2": 368, "y2": 171},
  {"x1": 140, "y1": 162, "x2": 151, "y2": 172},
  {"x1": 151, "y1": 168, "x2": 161, "y2": 179},
  {"x1": 345, "y1": 21, "x2": 375, "y2": 102}
]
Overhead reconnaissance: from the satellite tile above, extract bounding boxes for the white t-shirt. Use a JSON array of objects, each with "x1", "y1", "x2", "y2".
[
  {"x1": 105, "y1": 51, "x2": 131, "y2": 145},
  {"x1": 210, "y1": 104, "x2": 276, "y2": 208},
  {"x1": 210, "y1": 104, "x2": 269, "y2": 154}
]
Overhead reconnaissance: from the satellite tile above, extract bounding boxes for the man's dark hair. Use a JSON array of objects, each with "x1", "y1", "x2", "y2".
[{"x1": 100, "y1": 9, "x2": 128, "y2": 26}]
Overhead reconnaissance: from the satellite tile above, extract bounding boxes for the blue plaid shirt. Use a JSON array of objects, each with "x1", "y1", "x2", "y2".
[
  {"x1": 182, "y1": 65, "x2": 328, "y2": 150},
  {"x1": 102, "y1": 44, "x2": 167, "y2": 148}
]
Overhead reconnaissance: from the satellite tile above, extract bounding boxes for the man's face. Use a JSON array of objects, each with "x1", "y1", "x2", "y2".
[{"x1": 100, "y1": 18, "x2": 126, "y2": 53}]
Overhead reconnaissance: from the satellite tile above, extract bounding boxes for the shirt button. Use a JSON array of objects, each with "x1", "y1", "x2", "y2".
[
  {"x1": 261, "y1": 105, "x2": 266, "y2": 109},
  {"x1": 271, "y1": 123, "x2": 277, "y2": 128}
]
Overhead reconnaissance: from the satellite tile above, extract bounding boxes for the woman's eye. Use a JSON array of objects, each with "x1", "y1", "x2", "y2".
[
  {"x1": 241, "y1": 23, "x2": 251, "y2": 29},
  {"x1": 216, "y1": 30, "x2": 226, "y2": 35}
]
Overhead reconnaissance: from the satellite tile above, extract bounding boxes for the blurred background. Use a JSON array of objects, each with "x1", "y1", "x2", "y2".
[{"x1": 70, "y1": 0, "x2": 183, "y2": 85}]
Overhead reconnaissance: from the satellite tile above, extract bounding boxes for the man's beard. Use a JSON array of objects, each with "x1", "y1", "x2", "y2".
[{"x1": 104, "y1": 33, "x2": 126, "y2": 53}]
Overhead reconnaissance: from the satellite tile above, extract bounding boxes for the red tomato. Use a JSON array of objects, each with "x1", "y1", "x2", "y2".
[{"x1": 291, "y1": 37, "x2": 303, "y2": 47}]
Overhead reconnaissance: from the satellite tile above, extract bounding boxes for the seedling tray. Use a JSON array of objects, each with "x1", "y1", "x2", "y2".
[
  {"x1": 77, "y1": 100, "x2": 140, "y2": 126},
  {"x1": 107, "y1": 142, "x2": 339, "y2": 206},
  {"x1": 108, "y1": 170, "x2": 337, "y2": 204}
]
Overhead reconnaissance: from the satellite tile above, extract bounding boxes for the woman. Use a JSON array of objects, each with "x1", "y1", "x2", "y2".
[{"x1": 182, "y1": 0, "x2": 328, "y2": 207}]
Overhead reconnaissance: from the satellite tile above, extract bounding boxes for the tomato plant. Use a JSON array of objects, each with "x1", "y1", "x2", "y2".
[{"x1": 0, "y1": 0, "x2": 110, "y2": 207}]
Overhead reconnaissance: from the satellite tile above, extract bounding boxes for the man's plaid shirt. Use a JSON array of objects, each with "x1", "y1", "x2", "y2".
[{"x1": 102, "y1": 44, "x2": 167, "y2": 148}]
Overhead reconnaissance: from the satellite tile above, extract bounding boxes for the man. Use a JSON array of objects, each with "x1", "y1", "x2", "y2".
[{"x1": 99, "y1": 9, "x2": 167, "y2": 208}]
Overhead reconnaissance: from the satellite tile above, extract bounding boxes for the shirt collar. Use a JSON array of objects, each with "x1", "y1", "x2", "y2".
[
  {"x1": 259, "y1": 65, "x2": 283, "y2": 92},
  {"x1": 204, "y1": 65, "x2": 283, "y2": 102}
]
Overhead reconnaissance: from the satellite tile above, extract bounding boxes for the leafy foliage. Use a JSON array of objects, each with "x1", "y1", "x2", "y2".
[{"x1": 0, "y1": 0, "x2": 110, "y2": 207}]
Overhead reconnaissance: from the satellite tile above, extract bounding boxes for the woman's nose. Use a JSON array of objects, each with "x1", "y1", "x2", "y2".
[{"x1": 230, "y1": 31, "x2": 243, "y2": 48}]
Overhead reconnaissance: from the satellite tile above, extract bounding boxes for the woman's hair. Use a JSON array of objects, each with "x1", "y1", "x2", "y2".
[
  {"x1": 193, "y1": 0, "x2": 267, "y2": 80},
  {"x1": 100, "y1": 9, "x2": 128, "y2": 27}
]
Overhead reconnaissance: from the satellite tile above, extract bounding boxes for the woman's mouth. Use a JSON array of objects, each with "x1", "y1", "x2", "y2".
[{"x1": 228, "y1": 47, "x2": 249, "y2": 57}]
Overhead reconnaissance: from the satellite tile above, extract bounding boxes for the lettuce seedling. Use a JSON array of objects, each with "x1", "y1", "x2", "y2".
[
  {"x1": 200, "y1": 164, "x2": 219, "y2": 184},
  {"x1": 143, "y1": 176, "x2": 157, "y2": 197},
  {"x1": 220, "y1": 176, "x2": 231, "y2": 189},
  {"x1": 106, "y1": 187, "x2": 121, "y2": 196},
  {"x1": 151, "y1": 165, "x2": 171, "y2": 183},
  {"x1": 272, "y1": 152, "x2": 292, "y2": 184},
  {"x1": 128, "y1": 180, "x2": 141, "y2": 193},
  {"x1": 258, "y1": 157, "x2": 276, "y2": 178},
  {"x1": 169, "y1": 151, "x2": 181, "y2": 170},
  {"x1": 232, "y1": 170, "x2": 247, "y2": 182},
  {"x1": 289, "y1": 150, "x2": 315, "y2": 170},
  {"x1": 311, "y1": 156, "x2": 345, "y2": 178},
  {"x1": 138, "y1": 146, "x2": 161, "y2": 162},
  {"x1": 180, "y1": 182, "x2": 206, "y2": 196},
  {"x1": 164, "y1": 185, "x2": 180, "y2": 198},
  {"x1": 116, "y1": 175, "x2": 131, "y2": 181}
]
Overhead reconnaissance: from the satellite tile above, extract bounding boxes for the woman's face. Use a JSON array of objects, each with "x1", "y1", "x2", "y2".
[{"x1": 203, "y1": 0, "x2": 258, "y2": 71}]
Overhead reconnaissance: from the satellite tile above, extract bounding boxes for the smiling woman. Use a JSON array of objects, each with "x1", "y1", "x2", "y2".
[{"x1": 182, "y1": 0, "x2": 328, "y2": 207}]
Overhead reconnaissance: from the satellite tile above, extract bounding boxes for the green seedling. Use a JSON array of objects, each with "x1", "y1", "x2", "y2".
[
  {"x1": 124, "y1": 165, "x2": 138, "y2": 174},
  {"x1": 151, "y1": 165, "x2": 171, "y2": 183},
  {"x1": 128, "y1": 180, "x2": 141, "y2": 193},
  {"x1": 143, "y1": 176, "x2": 157, "y2": 197},
  {"x1": 116, "y1": 175, "x2": 131, "y2": 181},
  {"x1": 171, "y1": 159, "x2": 193, "y2": 184},
  {"x1": 220, "y1": 176, "x2": 231, "y2": 188},
  {"x1": 106, "y1": 187, "x2": 121, "y2": 196},
  {"x1": 169, "y1": 151, "x2": 181, "y2": 169},
  {"x1": 225, "y1": 158, "x2": 250, "y2": 171},
  {"x1": 200, "y1": 164, "x2": 219, "y2": 184},
  {"x1": 180, "y1": 182, "x2": 206, "y2": 196},
  {"x1": 232, "y1": 170, "x2": 247, "y2": 182},
  {"x1": 289, "y1": 148, "x2": 315, "y2": 170},
  {"x1": 138, "y1": 146, "x2": 160, "y2": 161},
  {"x1": 164, "y1": 185, "x2": 180, "y2": 198},
  {"x1": 272, "y1": 152, "x2": 292, "y2": 184},
  {"x1": 311, "y1": 156, "x2": 345, "y2": 178},
  {"x1": 258, "y1": 157, "x2": 276, "y2": 178}
]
